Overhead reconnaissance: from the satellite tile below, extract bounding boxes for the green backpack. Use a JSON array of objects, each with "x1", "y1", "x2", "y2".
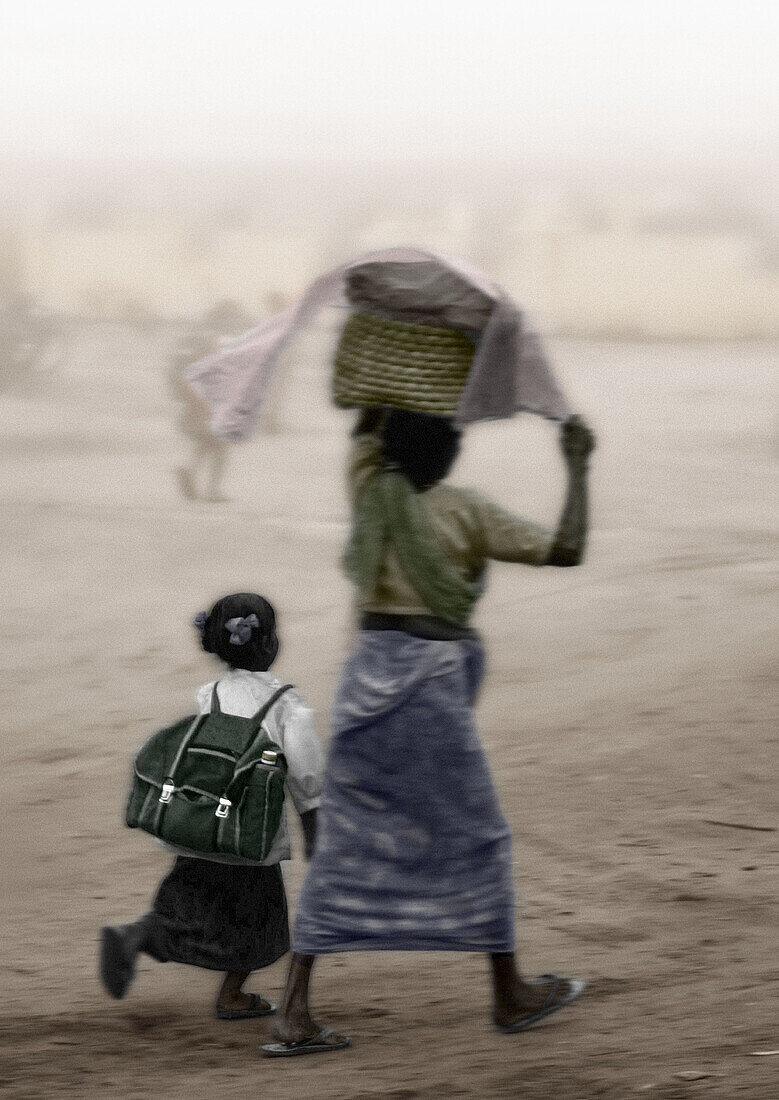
[{"x1": 126, "y1": 683, "x2": 292, "y2": 862}]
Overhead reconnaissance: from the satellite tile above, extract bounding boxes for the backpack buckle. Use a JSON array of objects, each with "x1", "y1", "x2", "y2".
[
  {"x1": 159, "y1": 781, "x2": 175, "y2": 804},
  {"x1": 215, "y1": 797, "x2": 232, "y2": 819}
]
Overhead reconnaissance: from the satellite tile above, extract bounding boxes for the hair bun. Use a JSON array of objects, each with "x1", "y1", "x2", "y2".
[{"x1": 198, "y1": 593, "x2": 278, "y2": 670}]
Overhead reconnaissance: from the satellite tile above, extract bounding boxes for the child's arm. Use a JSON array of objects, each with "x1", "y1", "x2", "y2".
[{"x1": 299, "y1": 809, "x2": 317, "y2": 859}]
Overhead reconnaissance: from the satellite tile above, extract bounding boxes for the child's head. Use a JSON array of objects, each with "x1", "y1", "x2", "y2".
[{"x1": 194, "y1": 592, "x2": 278, "y2": 671}]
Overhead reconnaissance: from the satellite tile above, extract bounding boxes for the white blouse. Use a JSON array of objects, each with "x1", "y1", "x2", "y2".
[{"x1": 167, "y1": 668, "x2": 324, "y2": 865}]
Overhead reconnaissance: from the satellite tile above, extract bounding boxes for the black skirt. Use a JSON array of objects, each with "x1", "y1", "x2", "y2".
[{"x1": 141, "y1": 857, "x2": 290, "y2": 972}]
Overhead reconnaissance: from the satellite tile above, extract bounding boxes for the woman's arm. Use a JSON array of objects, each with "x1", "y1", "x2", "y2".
[{"x1": 546, "y1": 415, "x2": 596, "y2": 567}]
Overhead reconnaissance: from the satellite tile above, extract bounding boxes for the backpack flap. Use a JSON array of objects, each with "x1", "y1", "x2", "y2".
[
  {"x1": 125, "y1": 713, "x2": 203, "y2": 829},
  {"x1": 151, "y1": 685, "x2": 263, "y2": 853},
  {"x1": 126, "y1": 682, "x2": 294, "y2": 864},
  {"x1": 187, "y1": 681, "x2": 263, "y2": 757}
]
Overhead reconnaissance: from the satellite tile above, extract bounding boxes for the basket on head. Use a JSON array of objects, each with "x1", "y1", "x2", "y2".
[{"x1": 332, "y1": 261, "x2": 494, "y2": 416}]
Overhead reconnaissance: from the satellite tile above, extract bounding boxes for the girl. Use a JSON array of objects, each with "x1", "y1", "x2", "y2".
[
  {"x1": 100, "y1": 592, "x2": 323, "y2": 1019},
  {"x1": 264, "y1": 406, "x2": 594, "y2": 1055}
]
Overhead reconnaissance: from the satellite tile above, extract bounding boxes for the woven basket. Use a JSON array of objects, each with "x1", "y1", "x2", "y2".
[{"x1": 333, "y1": 312, "x2": 476, "y2": 416}]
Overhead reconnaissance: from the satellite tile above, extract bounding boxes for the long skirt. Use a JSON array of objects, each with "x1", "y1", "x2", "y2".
[
  {"x1": 293, "y1": 630, "x2": 515, "y2": 954},
  {"x1": 141, "y1": 857, "x2": 290, "y2": 972}
]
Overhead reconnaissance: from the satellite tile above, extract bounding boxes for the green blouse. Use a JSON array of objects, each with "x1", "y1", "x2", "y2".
[{"x1": 345, "y1": 433, "x2": 553, "y2": 624}]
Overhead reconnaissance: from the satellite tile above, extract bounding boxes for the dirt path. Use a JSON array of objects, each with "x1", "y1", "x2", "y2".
[{"x1": 1, "y1": 330, "x2": 776, "y2": 1097}]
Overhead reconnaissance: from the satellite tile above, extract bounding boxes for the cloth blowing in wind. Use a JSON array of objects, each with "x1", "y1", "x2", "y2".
[{"x1": 184, "y1": 249, "x2": 571, "y2": 439}]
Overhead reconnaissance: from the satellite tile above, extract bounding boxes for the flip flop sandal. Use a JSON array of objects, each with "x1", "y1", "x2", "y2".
[
  {"x1": 261, "y1": 1027, "x2": 351, "y2": 1057},
  {"x1": 216, "y1": 994, "x2": 277, "y2": 1020},
  {"x1": 99, "y1": 926, "x2": 138, "y2": 1000},
  {"x1": 496, "y1": 973, "x2": 586, "y2": 1034}
]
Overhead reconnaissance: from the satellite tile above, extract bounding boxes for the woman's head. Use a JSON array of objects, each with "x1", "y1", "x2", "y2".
[
  {"x1": 380, "y1": 408, "x2": 462, "y2": 492},
  {"x1": 194, "y1": 592, "x2": 278, "y2": 670}
]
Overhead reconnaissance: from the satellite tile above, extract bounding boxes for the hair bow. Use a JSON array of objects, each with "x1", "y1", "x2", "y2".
[{"x1": 225, "y1": 614, "x2": 259, "y2": 645}]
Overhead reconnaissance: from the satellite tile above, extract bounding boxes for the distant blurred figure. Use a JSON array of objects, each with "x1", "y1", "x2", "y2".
[
  {"x1": 0, "y1": 292, "x2": 64, "y2": 393},
  {"x1": 168, "y1": 300, "x2": 255, "y2": 502}
]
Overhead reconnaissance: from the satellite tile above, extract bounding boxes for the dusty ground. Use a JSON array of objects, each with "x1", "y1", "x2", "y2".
[{"x1": 1, "y1": 320, "x2": 777, "y2": 1098}]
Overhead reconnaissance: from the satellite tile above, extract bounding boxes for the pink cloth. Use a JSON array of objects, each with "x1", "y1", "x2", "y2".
[{"x1": 185, "y1": 248, "x2": 571, "y2": 441}]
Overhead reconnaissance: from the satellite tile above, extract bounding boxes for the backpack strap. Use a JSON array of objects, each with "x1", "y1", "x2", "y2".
[
  {"x1": 233, "y1": 684, "x2": 293, "y2": 771},
  {"x1": 221, "y1": 684, "x2": 293, "y2": 815},
  {"x1": 210, "y1": 681, "x2": 222, "y2": 714}
]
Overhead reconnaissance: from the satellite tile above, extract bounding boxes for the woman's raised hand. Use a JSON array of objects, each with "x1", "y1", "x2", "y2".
[{"x1": 561, "y1": 415, "x2": 596, "y2": 463}]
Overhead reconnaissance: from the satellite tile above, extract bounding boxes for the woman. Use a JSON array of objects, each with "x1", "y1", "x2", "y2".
[{"x1": 263, "y1": 405, "x2": 595, "y2": 1056}]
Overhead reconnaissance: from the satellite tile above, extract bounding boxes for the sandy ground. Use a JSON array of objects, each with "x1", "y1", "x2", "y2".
[{"x1": 1, "y1": 321, "x2": 777, "y2": 1098}]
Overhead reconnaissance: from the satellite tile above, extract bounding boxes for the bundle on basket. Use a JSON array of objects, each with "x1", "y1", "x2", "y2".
[{"x1": 126, "y1": 682, "x2": 291, "y2": 863}]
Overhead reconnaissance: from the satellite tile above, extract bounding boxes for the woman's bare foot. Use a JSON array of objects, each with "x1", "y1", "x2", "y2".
[
  {"x1": 493, "y1": 974, "x2": 583, "y2": 1029},
  {"x1": 271, "y1": 1006, "x2": 322, "y2": 1044},
  {"x1": 271, "y1": 952, "x2": 326, "y2": 1042},
  {"x1": 263, "y1": 953, "x2": 349, "y2": 1053},
  {"x1": 490, "y1": 954, "x2": 585, "y2": 1030}
]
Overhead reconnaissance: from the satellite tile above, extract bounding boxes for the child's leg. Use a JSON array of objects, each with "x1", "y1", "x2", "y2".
[
  {"x1": 216, "y1": 970, "x2": 272, "y2": 1013},
  {"x1": 99, "y1": 920, "x2": 151, "y2": 999}
]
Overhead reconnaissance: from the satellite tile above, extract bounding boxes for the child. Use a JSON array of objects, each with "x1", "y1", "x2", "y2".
[{"x1": 100, "y1": 592, "x2": 323, "y2": 1019}]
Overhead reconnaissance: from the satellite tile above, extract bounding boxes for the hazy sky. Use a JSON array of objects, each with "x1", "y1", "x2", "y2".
[{"x1": 2, "y1": 0, "x2": 776, "y2": 165}]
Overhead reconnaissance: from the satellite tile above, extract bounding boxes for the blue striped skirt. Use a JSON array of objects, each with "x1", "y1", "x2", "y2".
[{"x1": 293, "y1": 631, "x2": 515, "y2": 953}]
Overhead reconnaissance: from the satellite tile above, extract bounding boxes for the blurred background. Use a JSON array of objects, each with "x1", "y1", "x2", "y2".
[
  {"x1": 1, "y1": 4, "x2": 777, "y2": 1098},
  {"x1": 1, "y1": 0, "x2": 776, "y2": 341}
]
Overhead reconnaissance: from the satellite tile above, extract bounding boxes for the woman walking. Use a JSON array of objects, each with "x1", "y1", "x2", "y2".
[{"x1": 263, "y1": 403, "x2": 595, "y2": 1056}]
